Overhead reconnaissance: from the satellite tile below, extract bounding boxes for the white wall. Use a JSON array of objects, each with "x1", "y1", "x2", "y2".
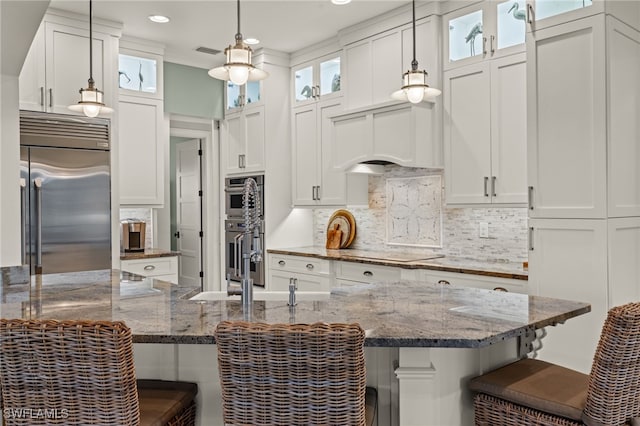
[{"x1": 0, "y1": 1, "x2": 49, "y2": 267}]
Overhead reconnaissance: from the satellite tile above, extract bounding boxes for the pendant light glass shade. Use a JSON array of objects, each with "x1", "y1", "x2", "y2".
[
  {"x1": 68, "y1": 0, "x2": 112, "y2": 117},
  {"x1": 208, "y1": 0, "x2": 268, "y2": 85},
  {"x1": 391, "y1": 0, "x2": 441, "y2": 104}
]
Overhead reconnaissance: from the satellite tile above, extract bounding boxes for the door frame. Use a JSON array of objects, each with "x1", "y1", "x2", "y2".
[{"x1": 168, "y1": 115, "x2": 220, "y2": 291}]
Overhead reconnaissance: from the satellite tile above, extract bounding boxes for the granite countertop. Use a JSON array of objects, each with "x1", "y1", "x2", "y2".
[
  {"x1": 268, "y1": 247, "x2": 528, "y2": 280},
  {"x1": 0, "y1": 269, "x2": 588, "y2": 347},
  {"x1": 120, "y1": 248, "x2": 181, "y2": 261}
]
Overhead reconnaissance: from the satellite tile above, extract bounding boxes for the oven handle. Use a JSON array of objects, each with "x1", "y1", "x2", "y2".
[{"x1": 234, "y1": 233, "x2": 243, "y2": 276}]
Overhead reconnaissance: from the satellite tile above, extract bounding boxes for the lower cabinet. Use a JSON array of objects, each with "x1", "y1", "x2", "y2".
[
  {"x1": 418, "y1": 269, "x2": 527, "y2": 294},
  {"x1": 334, "y1": 261, "x2": 401, "y2": 286},
  {"x1": 121, "y1": 256, "x2": 178, "y2": 284},
  {"x1": 268, "y1": 254, "x2": 332, "y2": 291}
]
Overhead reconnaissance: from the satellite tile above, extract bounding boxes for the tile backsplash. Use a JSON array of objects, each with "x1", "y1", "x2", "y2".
[
  {"x1": 119, "y1": 208, "x2": 153, "y2": 249},
  {"x1": 313, "y1": 166, "x2": 528, "y2": 263}
]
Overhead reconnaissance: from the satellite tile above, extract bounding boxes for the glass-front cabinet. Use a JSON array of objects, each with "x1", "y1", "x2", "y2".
[
  {"x1": 118, "y1": 49, "x2": 163, "y2": 100},
  {"x1": 444, "y1": 1, "x2": 526, "y2": 70},
  {"x1": 527, "y1": 0, "x2": 602, "y2": 32},
  {"x1": 292, "y1": 53, "x2": 341, "y2": 105},
  {"x1": 226, "y1": 80, "x2": 261, "y2": 112}
]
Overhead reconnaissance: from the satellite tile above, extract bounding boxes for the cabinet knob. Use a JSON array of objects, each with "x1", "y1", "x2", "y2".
[
  {"x1": 493, "y1": 287, "x2": 508, "y2": 292},
  {"x1": 306, "y1": 263, "x2": 314, "y2": 270},
  {"x1": 363, "y1": 271, "x2": 373, "y2": 277},
  {"x1": 143, "y1": 265, "x2": 155, "y2": 271},
  {"x1": 437, "y1": 279, "x2": 450, "y2": 285},
  {"x1": 278, "y1": 260, "x2": 286, "y2": 266}
]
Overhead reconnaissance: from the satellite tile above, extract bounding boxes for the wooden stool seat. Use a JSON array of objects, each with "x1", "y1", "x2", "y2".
[{"x1": 138, "y1": 380, "x2": 198, "y2": 426}]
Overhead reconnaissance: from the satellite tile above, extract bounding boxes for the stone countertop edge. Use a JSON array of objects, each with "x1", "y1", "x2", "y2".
[
  {"x1": 268, "y1": 247, "x2": 528, "y2": 281},
  {"x1": 120, "y1": 249, "x2": 181, "y2": 260}
]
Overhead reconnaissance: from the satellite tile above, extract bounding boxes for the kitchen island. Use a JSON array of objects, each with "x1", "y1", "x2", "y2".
[{"x1": 0, "y1": 269, "x2": 589, "y2": 426}]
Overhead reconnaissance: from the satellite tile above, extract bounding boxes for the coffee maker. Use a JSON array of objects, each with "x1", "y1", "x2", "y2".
[{"x1": 121, "y1": 219, "x2": 146, "y2": 252}]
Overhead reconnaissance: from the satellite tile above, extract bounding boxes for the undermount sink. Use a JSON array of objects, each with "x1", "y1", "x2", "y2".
[{"x1": 189, "y1": 291, "x2": 331, "y2": 302}]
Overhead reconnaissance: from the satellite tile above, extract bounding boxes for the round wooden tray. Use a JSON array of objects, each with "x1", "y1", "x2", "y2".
[{"x1": 327, "y1": 209, "x2": 356, "y2": 248}]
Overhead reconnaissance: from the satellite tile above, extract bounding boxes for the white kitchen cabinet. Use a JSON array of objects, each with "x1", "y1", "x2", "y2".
[
  {"x1": 345, "y1": 17, "x2": 440, "y2": 110},
  {"x1": 292, "y1": 52, "x2": 342, "y2": 107},
  {"x1": 444, "y1": 52, "x2": 527, "y2": 205},
  {"x1": 334, "y1": 261, "x2": 401, "y2": 286},
  {"x1": 268, "y1": 254, "x2": 332, "y2": 292},
  {"x1": 607, "y1": 217, "x2": 640, "y2": 309},
  {"x1": 225, "y1": 80, "x2": 262, "y2": 113},
  {"x1": 528, "y1": 218, "x2": 608, "y2": 373},
  {"x1": 20, "y1": 20, "x2": 116, "y2": 114},
  {"x1": 121, "y1": 256, "x2": 179, "y2": 284},
  {"x1": 525, "y1": 0, "x2": 604, "y2": 33},
  {"x1": 419, "y1": 269, "x2": 527, "y2": 294},
  {"x1": 119, "y1": 96, "x2": 165, "y2": 205},
  {"x1": 331, "y1": 101, "x2": 442, "y2": 170},
  {"x1": 527, "y1": 15, "x2": 606, "y2": 218},
  {"x1": 443, "y1": 1, "x2": 526, "y2": 71},
  {"x1": 292, "y1": 98, "x2": 367, "y2": 206},
  {"x1": 222, "y1": 105, "x2": 265, "y2": 175}
]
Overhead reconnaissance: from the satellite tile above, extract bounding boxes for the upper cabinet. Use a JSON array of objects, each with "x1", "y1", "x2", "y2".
[
  {"x1": 443, "y1": 1, "x2": 526, "y2": 71},
  {"x1": 222, "y1": 105, "x2": 265, "y2": 175},
  {"x1": 20, "y1": 20, "x2": 118, "y2": 114},
  {"x1": 226, "y1": 80, "x2": 262, "y2": 113},
  {"x1": 344, "y1": 16, "x2": 440, "y2": 110},
  {"x1": 118, "y1": 48, "x2": 163, "y2": 100},
  {"x1": 526, "y1": 0, "x2": 604, "y2": 33},
  {"x1": 292, "y1": 52, "x2": 342, "y2": 106}
]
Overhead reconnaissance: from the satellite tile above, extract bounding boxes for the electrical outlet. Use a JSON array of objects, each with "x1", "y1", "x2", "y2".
[{"x1": 479, "y1": 222, "x2": 489, "y2": 238}]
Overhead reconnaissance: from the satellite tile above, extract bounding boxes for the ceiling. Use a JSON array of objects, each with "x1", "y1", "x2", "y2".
[{"x1": 48, "y1": 0, "x2": 411, "y2": 69}]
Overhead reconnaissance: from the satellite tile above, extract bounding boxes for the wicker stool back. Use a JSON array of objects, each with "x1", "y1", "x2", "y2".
[{"x1": 215, "y1": 321, "x2": 367, "y2": 426}]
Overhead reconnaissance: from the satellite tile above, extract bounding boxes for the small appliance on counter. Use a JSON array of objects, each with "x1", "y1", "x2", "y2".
[{"x1": 121, "y1": 219, "x2": 146, "y2": 252}]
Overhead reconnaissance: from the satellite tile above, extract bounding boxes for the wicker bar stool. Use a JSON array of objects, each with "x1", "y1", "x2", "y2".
[
  {"x1": 215, "y1": 321, "x2": 378, "y2": 426},
  {"x1": 0, "y1": 319, "x2": 197, "y2": 426},
  {"x1": 469, "y1": 302, "x2": 640, "y2": 425}
]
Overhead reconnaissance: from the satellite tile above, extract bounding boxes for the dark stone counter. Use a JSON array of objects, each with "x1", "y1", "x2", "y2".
[{"x1": 0, "y1": 269, "x2": 588, "y2": 347}]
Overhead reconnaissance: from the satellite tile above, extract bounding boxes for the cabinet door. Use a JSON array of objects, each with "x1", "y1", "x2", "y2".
[
  {"x1": 444, "y1": 62, "x2": 492, "y2": 204},
  {"x1": 607, "y1": 217, "x2": 640, "y2": 309},
  {"x1": 528, "y1": 218, "x2": 608, "y2": 373},
  {"x1": 371, "y1": 30, "x2": 402, "y2": 105},
  {"x1": 607, "y1": 18, "x2": 640, "y2": 217},
  {"x1": 527, "y1": 15, "x2": 606, "y2": 218},
  {"x1": 243, "y1": 106, "x2": 265, "y2": 173},
  {"x1": 119, "y1": 97, "x2": 165, "y2": 205},
  {"x1": 45, "y1": 22, "x2": 109, "y2": 114},
  {"x1": 490, "y1": 53, "x2": 527, "y2": 204},
  {"x1": 19, "y1": 25, "x2": 46, "y2": 112},
  {"x1": 269, "y1": 271, "x2": 330, "y2": 292},
  {"x1": 444, "y1": 4, "x2": 486, "y2": 70},
  {"x1": 292, "y1": 104, "x2": 319, "y2": 206},
  {"x1": 344, "y1": 40, "x2": 372, "y2": 110},
  {"x1": 526, "y1": 0, "x2": 604, "y2": 33},
  {"x1": 224, "y1": 113, "x2": 244, "y2": 174},
  {"x1": 318, "y1": 99, "x2": 348, "y2": 205}
]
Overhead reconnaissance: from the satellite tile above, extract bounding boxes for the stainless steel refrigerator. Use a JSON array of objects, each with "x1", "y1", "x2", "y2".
[{"x1": 20, "y1": 111, "x2": 111, "y2": 275}]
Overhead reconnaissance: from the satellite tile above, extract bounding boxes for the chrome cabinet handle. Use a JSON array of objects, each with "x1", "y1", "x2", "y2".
[
  {"x1": 316, "y1": 186, "x2": 320, "y2": 200},
  {"x1": 315, "y1": 85, "x2": 321, "y2": 99},
  {"x1": 312, "y1": 186, "x2": 316, "y2": 200},
  {"x1": 39, "y1": 87, "x2": 44, "y2": 107},
  {"x1": 48, "y1": 88, "x2": 53, "y2": 108},
  {"x1": 363, "y1": 271, "x2": 373, "y2": 277},
  {"x1": 20, "y1": 178, "x2": 27, "y2": 264},
  {"x1": 238, "y1": 155, "x2": 242, "y2": 169},
  {"x1": 493, "y1": 287, "x2": 508, "y2": 292},
  {"x1": 491, "y1": 176, "x2": 497, "y2": 197},
  {"x1": 528, "y1": 186, "x2": 534, "y2": 210},
  {"x1": 143, "y1": 265, "x2": 156, "y2": 271},
  {"x1": 484, "y1": 177, "x2": 489, "y2": 197},
  {"x1": 278, "y1": 260, "x2": 286, "y2": 266},
  {"x1": 490, "y1": 35, "x2": 495, "y2": 55},
  {"x1": 483, "y1": 37, "x2": 488, "y2": 55},
  {"x1": 306, "y1": 263, "x2": 314, "y2": 270},
  {"x1": 527, "y1": 4, "x2": 534, "y2": 24},
  {"x1": 529, "y1": 227, "x2": 534, "y2": 251},
  {"x1": 34, "y1": 178, "x2": 43, "y2": 271},
  {"x1": 437, "y1": 279, "x2": 450, "y2": 285}
]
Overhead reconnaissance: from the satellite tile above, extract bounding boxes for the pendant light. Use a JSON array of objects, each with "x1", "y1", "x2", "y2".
[
  {"x1": 68, "y1": 0, "x2": 112, "y2": 117},
  {"x1": 208, "y1": 0, "x2": 268, "y2": 86},
  {"x1": 391, "y1": 0, "x2": 441, "y2": 104}
]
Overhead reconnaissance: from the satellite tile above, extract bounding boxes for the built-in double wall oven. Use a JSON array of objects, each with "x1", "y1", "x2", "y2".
[{"x1": 224, "y1": 175, "x2": 265, "y2": 287}]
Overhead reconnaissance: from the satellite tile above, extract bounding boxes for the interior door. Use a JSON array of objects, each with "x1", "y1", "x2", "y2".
[{"x1": 175, "y1": 139, "x2": 201, "y2": 286}]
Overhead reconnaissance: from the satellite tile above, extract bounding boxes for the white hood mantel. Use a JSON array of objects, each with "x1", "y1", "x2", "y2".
[{"x1": 329, "y1": 100, "x2": 443, "y2": 172}]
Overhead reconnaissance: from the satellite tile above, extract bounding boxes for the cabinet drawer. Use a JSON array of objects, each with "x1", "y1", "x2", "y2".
[
  {"x1": 421, "y1": 270, "x2": 527, "y2": 294},
  {"x1": 270, "y1": 255, "x2": 331, "y2": 276},
  {"x1": 121, "y1": 257, "x2": 178, "y2": 278},
  {"x1": 336, "y1": 261, "x2": 401, "y2": 283},
  {"x1": 269, "y1": 271, "x2": 331, "y2": 292}
]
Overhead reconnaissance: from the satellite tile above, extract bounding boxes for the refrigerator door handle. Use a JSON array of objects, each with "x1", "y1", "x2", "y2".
[
  {"x1": 20, "y1": 178, "x2": 27, "y2": 264},
  {"x1": 34, "y1": 178, "x2": 43, "y2": 272}
]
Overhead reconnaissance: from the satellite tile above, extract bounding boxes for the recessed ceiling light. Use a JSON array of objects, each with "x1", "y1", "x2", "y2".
[
  {"x1": 244, "y1": 38, "x2": 260, "y2": 45},
  {"x1": 148, "y1": 15, "x2": 170, "y2": 23},
  {"x1": 331, "y1": 0, "x2": 352, "y2": 5}
]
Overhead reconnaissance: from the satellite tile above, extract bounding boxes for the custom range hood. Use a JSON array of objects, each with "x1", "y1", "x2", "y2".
[{"x1": 346, "y1": 160, "x2": 391, "y2": 175}]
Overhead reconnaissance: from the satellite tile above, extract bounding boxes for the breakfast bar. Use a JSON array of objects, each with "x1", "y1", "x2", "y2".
[{"x1": 0, "y1": 269, "x2": 590, "y2": 425}]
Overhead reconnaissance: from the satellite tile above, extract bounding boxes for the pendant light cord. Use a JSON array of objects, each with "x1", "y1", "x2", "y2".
[
  {"x1": 235, "y1": 0, "x2": 242, "y2": 40},
  {"x1": 411, "y1": 0, "x2": 418, "y2": 71},
  {"x1": 88, "y1": 0, "x2": 94, "y2": 85}
]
